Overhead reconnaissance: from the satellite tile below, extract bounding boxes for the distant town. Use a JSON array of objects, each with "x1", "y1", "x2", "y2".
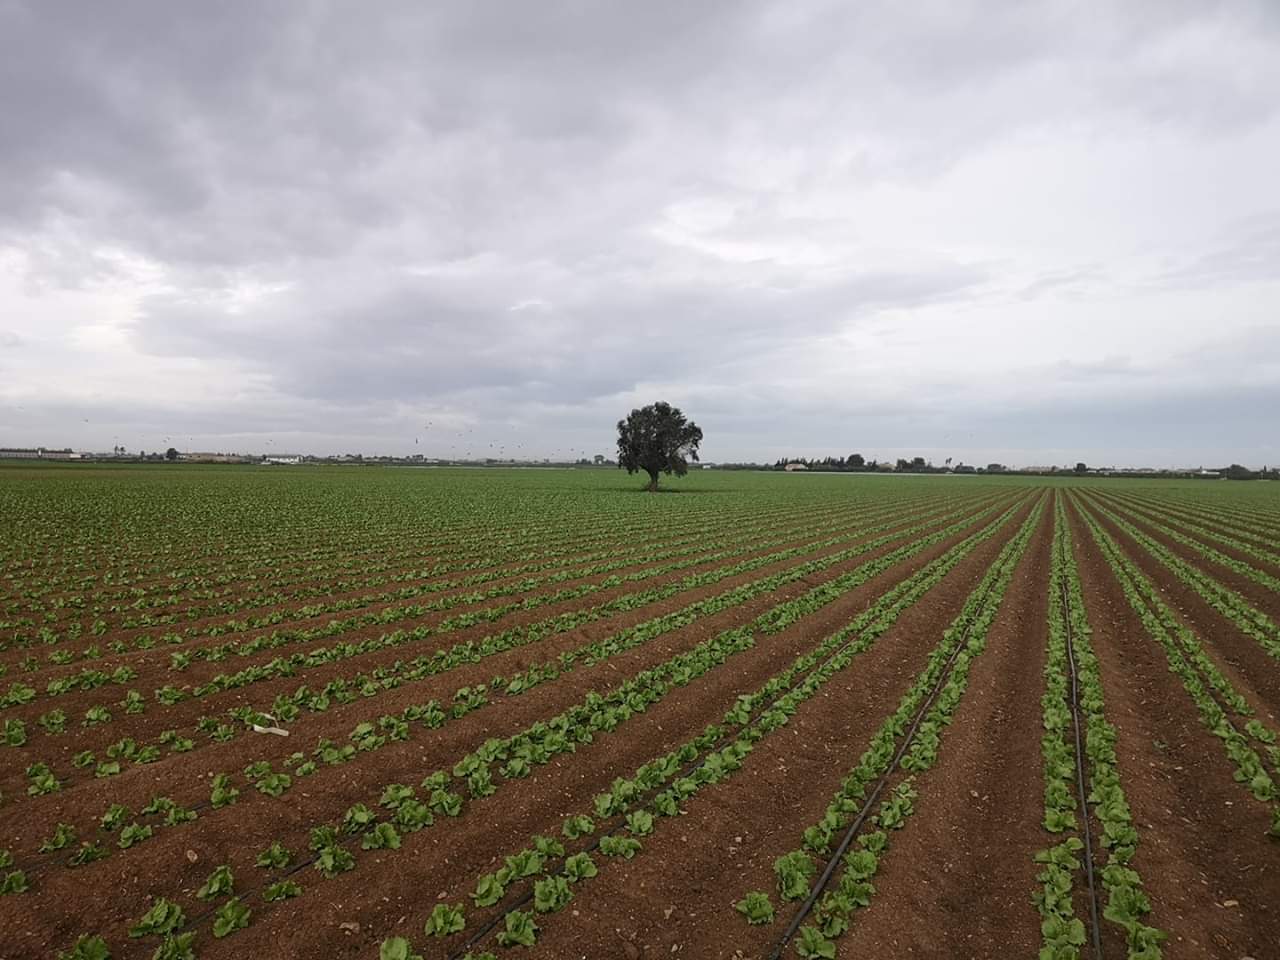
[{"x1": 2, "y1": 446, "x2": 1275, "y2": 480}]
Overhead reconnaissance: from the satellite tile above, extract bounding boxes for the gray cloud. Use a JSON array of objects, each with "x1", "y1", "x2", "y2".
[{"x1": 1, "y1": 1, "x2": 1279, "y2": 465}]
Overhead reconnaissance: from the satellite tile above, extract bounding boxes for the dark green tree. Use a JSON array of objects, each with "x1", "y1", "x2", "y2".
[
  {"x1": 1074, "y1": 462, "x2": 1088, "y2": 474},
  {"x1": 616, "y1": 401, "x2": 703, "y2": 492},
  {"x1": 165, "y1": 447, "x2": 179, "y2": 461}
]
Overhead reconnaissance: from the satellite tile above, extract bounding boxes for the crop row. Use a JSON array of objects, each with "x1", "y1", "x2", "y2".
[
  {"x1": 1086, "y1": 489, "x2": 1280, "y2": 600},
  {"x1": 1035, "y1": 495, "x2": 1163, "y2": 959},
  {"x1": 1072, "y1": 496, "x2": 1280, "y2": 833},
  {"x1": 3, "y1": 493, "x2": 871, "y2": 643},
  {"x1": 23, "y1": 497, "x2": 1033, "y2": 956},
  {"x1": 1095, "y1": 490, "x2": 1280, "y2": 574},
  {"x1": 391, "y1": 490, "x2": 1032, "y2": 958},
  {"x1": 1078, "y1": 493, "x2": 1280, "y2": 661},
  {"x1": 1, "y1": 490, "x2": 915, "y2": 691},
  {"x1": 1, "y1": 494, "x2": 1001, "y2": 795},
  {"x1": 750, "y1": 494, "x2": 1044, "y2": 958},
  {"x1": 2, "y1": 495, "x2": 1020, "y2": 896}
]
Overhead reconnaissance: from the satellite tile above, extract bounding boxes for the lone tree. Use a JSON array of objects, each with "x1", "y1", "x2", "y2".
[
  {"x1": 616, "y1": 401, "x2": 703, "y2": 492},
  {"x1": 165, "y1": 447, "x2": 179, "y2": 461}
]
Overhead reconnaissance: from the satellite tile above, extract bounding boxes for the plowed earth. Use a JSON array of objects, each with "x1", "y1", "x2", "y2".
[{"x1": 2, "y1": 468, "x2": 1278, "y2": 960}]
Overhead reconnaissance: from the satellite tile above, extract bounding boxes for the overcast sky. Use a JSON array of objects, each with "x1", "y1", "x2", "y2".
[{"x1": 2, "y1": 1, "x2": 1278, "y2": 468}]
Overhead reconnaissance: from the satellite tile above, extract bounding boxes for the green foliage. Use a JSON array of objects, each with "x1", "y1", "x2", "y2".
[
  {"x1": 472, "y1": 872, "x2": 506, "y2": 907},
  {"x1": 209, "y1": 773, "x2": 239, "y2": 808},
  {"x1": 128, "y1": 898, "x2": 185, "y2": 938},
  {"x1": 211, "y1": 897, "x2": 251, "y2": 938},
  {"x1": 39, "y1": 823, "x2": 77, "y2": 853},
  {"x1": 256, "y1": 841, "x2": 291, "y2": 869},
  {"x1": 424, "y1": 903, "x2": 466, "y2": 937},
  {"x1": 495, "y1": 910, "x2": 538, "y2": 948},
  {"x1": 563, "y1": 852, "x2": 598, "y2": 882},
  {"x1": 196, "y1": 865, "x2": 234, "y2": 901},
  {"x1": 314, "y1": 845, "x2": 355, "y2": 878},
  {"x1": 735, "y1": 891, "x2": 774, "y2": 925},
  {"x1": 152, "y1": 934, "x2": 196, "y2": 960},
  {"x1": 263, "y1": 880, "x2": 302, "y2": 901},
  {"x1": 362, "y1": 822, "x2": 402, "y2": 850},
  {"x1": 1, "y1": 870, "x2": 29, "y2": 894},
  {"x1": 56, "y1": 935, "x2": 111, "y2": 960},
  {"x1": 117, "y1": 823, "x2": 153, "y2": 849},
  {"x1": 616, "y1": 401, "x2": 703, "y2": 490},
  {"x1": 773, "y1": 851, "x2": 816, "y2": 901},
  {"x1": 562, "y1": 814, "x2": 594, "y2": 839},
  {"x1": 795, "y1": 925, "x2": 836, "y2": 959},
  {"x1": 598, "y1": 835, "x2": 642, "y2": 859},
  {"x1": 379, "y1": 937, "x2": 423, "y2": 960},
  {"x1": 533, "y1": 875, "x2": 573, "y2": 913}
]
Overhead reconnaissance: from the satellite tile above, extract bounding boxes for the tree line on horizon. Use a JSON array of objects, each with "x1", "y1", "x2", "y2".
[
  {"x1": 767, "y1": 455, "x2": 1278, "y2": 480},
  {"x1": 770, "y1": 454, "x2": 1006, "y2": 474}
]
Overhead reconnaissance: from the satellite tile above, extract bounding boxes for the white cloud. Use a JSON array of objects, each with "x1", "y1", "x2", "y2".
[{"x1": 0, "y1": 0, "x2": 1278, "y2": 465}]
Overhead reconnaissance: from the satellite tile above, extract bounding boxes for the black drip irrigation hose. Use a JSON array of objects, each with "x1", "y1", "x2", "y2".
[
  {"x1": 446, "y1": 616, "x2": 893, "y2": 960},
  {"x1": 439, "y1": 510, "x2": 1024, "y2": 960},
  {"x1": 1060, "y1": 577, "x2": 1105, "y2": 960},
  {"x1": 24, "y1": 496, "x2": 1016, "y2": 946},
  {"x1": 766, "y1": 560, "x2": 1010, "y2": 960},
  {"x1": 17, "y1": 511, "x2": 886, "y2": 877}
]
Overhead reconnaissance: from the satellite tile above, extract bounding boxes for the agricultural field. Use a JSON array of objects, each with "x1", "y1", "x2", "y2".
[{"x1": 1, "y1": 465, "x2": 1278, "y2": 960}]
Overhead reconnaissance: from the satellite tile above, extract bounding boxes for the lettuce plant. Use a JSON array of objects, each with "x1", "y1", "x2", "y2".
[
  {"x1": 263, "y1": 880, "x2": 302, "y2": 901},
  {"x1": 423, "y1": 903, "x2": 465, "y2": 937},
  {"x1": 256, "y1": 841, "x2": 291, "y2": 869},
  {"x1": 563, "y1": 852, "x2": 597, "y2": 882},
  {"x1": 212, "y1": 897, "x2": 250, "y2": 938},
  {"x1": 735, "y1": 891, "x2": 774, "y2": 925},
  {"x1": 495, "y1": 910, "x2": 537, "y2": 948},
  {"x1": 196, "y1": 865, "x2": 234, "y2": 901},
  {"x1": 128, "y1": 898, "x2": 185, "y2": 938}
]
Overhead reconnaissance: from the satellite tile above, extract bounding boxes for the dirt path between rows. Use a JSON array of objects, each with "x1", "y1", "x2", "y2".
[
  {"x1": 1069, "y1": 498, "x2": 1280, "y2": 959},
  {"x1": 1096, "y1": 491, "x2": 1280, "y2": 581},
  {"x1": 514, "y1": 501, "x2": 1040, "y2": 960},
  {"x1": 1080, "y1": 498, "x2": 1280, "y2": 725},
  {"x1": 835, "y1": 490, "x2": 1053, "y2": 959},
  {"x1": 1, "y1": 499, "x2": 1029, "y2": 960},
  {"x1": 0, "y1": 500, "x2": 998, "y2": 808},
  {"x1": 1089, "y1": 491, "x2": 1280, "y2": 622}
]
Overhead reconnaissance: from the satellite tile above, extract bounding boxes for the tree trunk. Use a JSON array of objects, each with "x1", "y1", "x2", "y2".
[{"x1": 646, "y1": 470, "x2": 659, "y2": 492}]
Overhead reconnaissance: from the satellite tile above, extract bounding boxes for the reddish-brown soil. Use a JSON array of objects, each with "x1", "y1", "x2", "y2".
[
  {"x1": 835, "y1": 492, "x2": 1053, "y2": 959},
  {"x1": 0, "y1": 495, "x2": 880, "y2": 671},
  {"x1": 503, "y1": 499, "x2": 1040, "y2": 960},
  {"x1": 1079, "y1": 498, "x2": 1280, "y2": 724},
  {"x1": 0, "y1": 496, "x2": 1022, "y2": 959},
  {"x1": 6, "y1": 482, "x2": 1280, "y2": 960},
  {"x1": 1069, "y1": 499, "x2": 1280, "y2": 958},
  {"x1": 1096, "y1": 491, "x2": 1280, "y2": 581},
  {"x1": 1090, "y1": 491, "x2": 1280, "y2": 620},
  {"x1": 7, "y1": 496, "x2": 846, "y2": 651},
  {"x1": 0, "y1": 498, "x2": 999, "y2": 806}
]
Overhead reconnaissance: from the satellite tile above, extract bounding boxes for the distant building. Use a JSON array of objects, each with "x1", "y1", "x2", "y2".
[
  {"x1": 263, "y1": 455, "x2": 304, "y2": 465},
  {"x1": 783, "y1": 462, "x2": 808, "y2": 472},
  {"x1": 181, "y1": 452, "x2": 250, "y2": 463},
  {"x1": 0, "y1": 447, "x2": 78, "y2": 460}
]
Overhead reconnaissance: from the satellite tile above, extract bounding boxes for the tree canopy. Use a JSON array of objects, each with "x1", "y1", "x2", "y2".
[{"x1": 616, "y1": 401, "x2": 703, "y2": 492}]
